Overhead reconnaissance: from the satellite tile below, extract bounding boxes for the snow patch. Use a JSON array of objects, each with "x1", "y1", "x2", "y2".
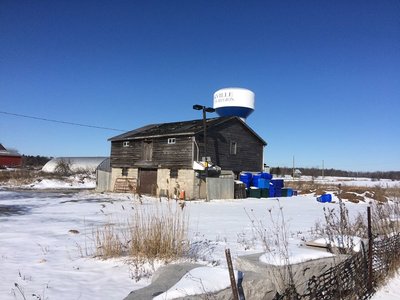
[{"x1": 153, "y1": 266, "x2": 234, "y2": 300}]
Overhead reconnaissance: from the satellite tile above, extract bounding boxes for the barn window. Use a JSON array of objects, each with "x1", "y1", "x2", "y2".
[
  {"x1": 123, "y1": 141, "x2": 130, "y2": 147},
  {"x1": 170, "y1": 168, "x2": 178, "y2": 178},
  {"x1": 167, "y1": 138, "x2": 176, "y2": 144},
  {"x1": 230, "y1": 141, "x2": 237, "y2": 155}
]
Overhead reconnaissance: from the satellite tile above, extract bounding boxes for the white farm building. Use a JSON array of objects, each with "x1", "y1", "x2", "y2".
[{"x1": 42, "y1": 157, "x2": 108, "y2": 173}]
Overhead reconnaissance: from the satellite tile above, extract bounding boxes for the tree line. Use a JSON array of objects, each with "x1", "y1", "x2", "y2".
[
  {"x1": 269, "y1": 166, "x2": 400, "y2": 180},
  {"x1": 21, "y1": 155, "x2": 51, "y2": 169},
  {"x1": 17, "y1": 155, "x2": 400, "y2": 180}
]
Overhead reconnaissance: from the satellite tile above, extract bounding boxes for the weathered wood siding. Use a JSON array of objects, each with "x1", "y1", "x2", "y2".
[
  {"x1": 200, "y1": 119, "x2": 264, "y2": 172},
  {"x1": 110, "y1": 140, "x2": 143, "y2": 167},
  {"x1": 110, "y1": 118, "x2": 265, "y2": 173},
  {"x1": 153, "y1": 136, "x2": 193, "y2": 168},
  {"x1": 110, "y1": 136, "x2": 193, "y2": 168}
]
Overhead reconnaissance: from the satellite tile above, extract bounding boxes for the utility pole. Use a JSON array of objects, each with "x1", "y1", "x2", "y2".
[
  {"x1": 202, "y1": 108, "x2": 207, "y2": 164},
  {"x1": 192, "y1": 104, "x2": 215, "y2": 177},
  {"x1": 292, "y1": 155, "x2": 295, "y2": 178},
  {"x1": 322, "y1": 160, "x2": 324, "y2": 178}
]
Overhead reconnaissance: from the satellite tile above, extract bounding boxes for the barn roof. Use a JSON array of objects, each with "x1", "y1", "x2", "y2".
[
  {"x1": 109, "y1": 116, "x2": 267, "y2": 145},
  {"x1": 0, "y1": 144, "x2": 21, "y2": 157}
]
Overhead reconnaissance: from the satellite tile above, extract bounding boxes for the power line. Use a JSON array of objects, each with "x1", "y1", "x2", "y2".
[{"x1": 0, "y1": 110, "x2": 126, "y2": 132}]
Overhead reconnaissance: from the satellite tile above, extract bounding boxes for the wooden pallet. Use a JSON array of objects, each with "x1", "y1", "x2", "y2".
[{"x1": 114, "y1": 177, "x2": 137, "y2": 193}]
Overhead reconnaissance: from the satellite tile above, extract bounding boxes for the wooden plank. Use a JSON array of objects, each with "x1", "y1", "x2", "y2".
[
  {"x1": 114, "y1": 177, "x2": 137, "y2": 193},
  {"x1": 225, "y1": 249, "x2": 239, "y2": 300}
]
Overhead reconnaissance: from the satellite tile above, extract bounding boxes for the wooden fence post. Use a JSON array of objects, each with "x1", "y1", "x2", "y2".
[
  {"x1": 367, "y1": 206, "x2": 373, "y2": 291},
  {"x1": 225, "y1": 248, "x2": 239, "y2": 300}
]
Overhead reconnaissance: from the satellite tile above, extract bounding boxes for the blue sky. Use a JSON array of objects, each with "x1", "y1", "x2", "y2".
[{"x1": 1, "y1": 0, "x2": 399, "y2": 171}]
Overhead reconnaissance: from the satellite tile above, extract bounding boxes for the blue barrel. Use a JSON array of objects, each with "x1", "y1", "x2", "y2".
[
  {"x1": 258, "y1": 178, "x2": 270, "y2": 189},
  {"x1": 240, "y1": 173, "x2": 253, "y2": 180},
  {"x1": 245, "y1": 172, "x2": 253, "y2": 179},
  {"x1": 269, "y1": 186, "x2": 275, "y2": 197},
  {"x1": 317, "y1": 194, "x2": 332, "y2": 203},
  {"x1": 271, "y1": 179, "x2": 284, "y2": 188},
  {"x1": 240, "y1": 173, "x2": 252, "y2": 189},
  {"x1": 260, "y1": 172, "x2": 273, "y2": 180},
  {"x1": 251, "y1": 174, "x2": 262, "y2": 187},
  {"x1": 282, "y1": 188, "x2": 293, "y2": 197},
  {"x1": 274, "y1": 188, "x2": 282, "y2": 197}
]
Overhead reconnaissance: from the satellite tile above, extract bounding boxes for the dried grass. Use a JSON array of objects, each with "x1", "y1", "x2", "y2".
[
  {"x1": 0, "y1": 169, "x2": 38, "y2": 183},
  {"x1": 0, "y1": 169, "x2": 86, "y2": 185},
  {"x1": 312, "y1": 196, "x2": 400, "y2": 254},
  {"x1": 94, "y1": 203, "x2": 190, "y2": 263},
  {"x1": 94, "y1": 224, "x2": 124, "y2": 258},
  {"x1": 339, "y1": 192, "x2": 365, "y2": 203},
  {"x1": 128, "y1": 206, "x2": 188, "y2": 261},
  {"x1": 285, "y1": 180, "x2": 397, "y2": 204}
]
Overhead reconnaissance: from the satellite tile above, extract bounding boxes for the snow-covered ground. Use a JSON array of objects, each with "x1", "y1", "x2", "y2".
[
  {"x1": 25, "y1": 174, "x2": 96, "y2": 189},
  {"x1": 373, "y1": 273, "x2": 400, "y2": 300},
  {"x1": 0, "y1": 176, "x2": 399, "y2": 299},
  {"x1": 285, "y1": 175, "x2": 400, "y2": 188}
]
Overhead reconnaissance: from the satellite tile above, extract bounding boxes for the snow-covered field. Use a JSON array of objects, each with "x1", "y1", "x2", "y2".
[
  {"x1": 285, "y1": 175, "x2": 400, "y2": 188},
  {"x1": 0, "y1": 176, "x2": 399, "y2": 299}
]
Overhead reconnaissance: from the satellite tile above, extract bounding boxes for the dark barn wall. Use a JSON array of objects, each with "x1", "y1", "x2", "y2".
[
  {"x1": 110, "y1": 140, "x2": 142, "y2": 167},
  {"x1": 110, "y1": 136, "x2": 193, "y2": 169},
  {"x1": 152, "y1": 136, "x2": 193, "y2": 168},
  {"x1": 202, "y1": 120, "x2": 264, "y2": 172},
  {"x1": 110, "y1": 118, "x2": 265, "y2": 173},
  {"x1": 0, "y1": 156, "x2": 22, "y2": 168}
]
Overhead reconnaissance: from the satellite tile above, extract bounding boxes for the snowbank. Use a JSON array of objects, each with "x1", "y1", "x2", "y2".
[{"x1": 25, "y1": 175, "x2": 96, "y2": 189}]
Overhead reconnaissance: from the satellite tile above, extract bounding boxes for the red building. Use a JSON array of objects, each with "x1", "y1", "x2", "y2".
[{"x1": 0, "y1": 144, "x2": 22, "y2": 168}]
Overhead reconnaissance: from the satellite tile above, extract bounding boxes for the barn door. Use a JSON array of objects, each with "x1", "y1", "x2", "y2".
[
  {"x1": 138, "y1": 168, "x2": 157, "y2": 195},
  {"x1": 143, "y1": 140, "x2": 153, "y2": 161}
]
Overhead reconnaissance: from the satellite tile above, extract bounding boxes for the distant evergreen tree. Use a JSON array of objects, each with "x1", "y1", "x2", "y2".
[
  {"x1": 270, "y1": 167, "x2": 281, "y2": 176},
  {"x1": 22, "y1": 155, "x2": 51, "y2": 168},
  {"x1": 267, "y1": 166, "x2": 400, "y2": 180}
]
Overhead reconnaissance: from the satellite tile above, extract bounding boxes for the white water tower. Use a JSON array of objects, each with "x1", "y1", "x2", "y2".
[{"x1": 213, "y1": 88, "x2": 255, "y2": 121}]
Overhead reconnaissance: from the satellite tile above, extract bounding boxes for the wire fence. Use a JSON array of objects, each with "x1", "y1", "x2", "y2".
[{"x1": 273, "y1": 234, "x2": 400, "y2": 300}]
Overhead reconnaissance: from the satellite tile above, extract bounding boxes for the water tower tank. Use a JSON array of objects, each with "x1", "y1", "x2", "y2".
[{"x1": 213, "y1": 88, "x2": 255, "y2": 120}]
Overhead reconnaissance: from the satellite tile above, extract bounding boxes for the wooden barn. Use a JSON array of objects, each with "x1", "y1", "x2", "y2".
[
  {"x1": 107, "y1": 116, "x2": 267, "y2": 199},
  {"x1": 0, "y1": 144, "x2": 22, "y2": 168}
]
